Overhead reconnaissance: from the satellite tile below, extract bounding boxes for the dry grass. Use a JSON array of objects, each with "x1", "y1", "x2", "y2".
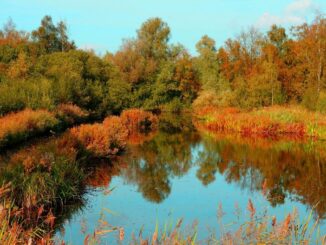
[
  {"x1": 70, "y1": 116, "x2": 129, "y2": 157},
  {"x1": 0, "y1": 109, "x2": 59, "y2": 148},
  {"x1": 0, "y1": 104, "x2": 90, "y2": 149},
  {"x1": 70, "y1": 109, "x2": 158, "y2": 157},
  {"x1": 0, "y1": 184, "x2": 54, "y2": 244},
  {"x1": 194, "y1": 106, "x2": 326, "y2": 140},
  {"x1": 55, "y1": 103, "x2": 89, "y2": 125},
  {"x1": 80, "y1": 199, "x2": 325, "y2": 244},
  {"x1": 121, "y1": 108, "x2": 158, "y2": 133}
]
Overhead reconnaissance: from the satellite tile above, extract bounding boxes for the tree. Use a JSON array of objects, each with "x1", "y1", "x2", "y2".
[
  {"x1": 294, "y1": 15, "x2": 326, "y2": 96},
  {"x1": 137, "y1": 17, "x2": 170, "y2": 60},
  {"x1": 32, "y1": 16, "x2": 74, "y2": 53},
  {"x1": 268, "y1": 25, "x2": 287, "y2": 54},
  {"x1": 195, "y1": 35, "x2": 220, "y2": 91},
  {"x1": 57, "y1": 21, "x2": 75, "y2": 52},
  {"x1": 174, "y1": 51, "x2": 200, "y2": 104},
  {"x1": 7, "y1": 51, "x2": 30, "y2": 79}
]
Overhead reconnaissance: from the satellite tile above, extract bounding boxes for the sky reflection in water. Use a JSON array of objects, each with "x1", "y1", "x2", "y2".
[{"x1": 58, "y1": 114, "x2": 326, "y2": 244}]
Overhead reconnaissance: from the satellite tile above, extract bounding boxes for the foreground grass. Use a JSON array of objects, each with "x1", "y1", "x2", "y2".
[
  {"x1": 194, "y1": 106, "x2": 326, "y2": 140},
  {"x1": 0, "y1": 108, "x2": 158, "y2": 244},
  {"x1": 81, "y1": 199, "x2": 326, "y2": 245}
]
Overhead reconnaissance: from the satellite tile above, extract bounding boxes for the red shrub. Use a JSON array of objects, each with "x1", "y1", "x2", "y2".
[
  {"x1": 70, "y1": 117, "x2": 128, "y2": 157},
  {"x1": 194, "y1": 106, "x2": 308, "y2": 139},
  {"x1": 120, "y1": 109, "x2": 158, "y2": 133},
  {"x1": 0, "y1": 109, "x2": 59, "y2": 147},
  {"x1": 56, "y1": 104, "x2": 89, "y2": 125}
]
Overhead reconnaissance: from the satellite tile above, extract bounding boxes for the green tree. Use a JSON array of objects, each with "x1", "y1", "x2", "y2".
[
  {"x1": 195, "y1": 35, "x2": 220, "y2": 91},
  {"x1": 32, "y1": 16, "x2": 74, "y2": 53}
]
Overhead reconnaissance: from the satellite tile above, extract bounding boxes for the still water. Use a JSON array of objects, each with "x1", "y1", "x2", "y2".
[{"x1": 53, "y1": 113, "x2": 326, "y2": 243}]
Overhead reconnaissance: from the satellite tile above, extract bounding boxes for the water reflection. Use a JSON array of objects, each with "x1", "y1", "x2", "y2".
[
  {"x1": 114, "y1": 113, "x2": 326, "y2": 219},
  {"x1": 118, "y1": 113, "x2": 200, "y2": 203},
  {"x1": 1, "y1": 112, "x2": 326, "y2": 242}
]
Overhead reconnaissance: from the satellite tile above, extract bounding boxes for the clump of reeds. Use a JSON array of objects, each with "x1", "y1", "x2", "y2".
[
  {"x1": 0, "y1": 136, "x2": 85, "y2": 230},
  {"x1": 194, "y1": 105, "x2": 326, "y2": 140},
  {"x1": 0, "y1": 109, "x2": 59, "y2": 148},
  {"x1": 120, "y1": 108, "x2": 158, "y2": 133},
  {"x1": 0, "y1": 183, "x2": 56, "y2": 244},
  {"x1": 70, "y1": 109, "x2": 158, "y2": 157},
  {"x1": 55, "y1": 103, "x2": 89, "y2": 126},
  {"x1": 214, "y1": 200, "x2": 325, "y2": 244},
  {"x1": 0, "y1": 104, "x2": 90, "y2": 149},
  {"x1": 70, "y1": 118, "x2": 128, "y2": 157},
  {"x1": 81, "y1": 198, "x2": 325, "y2": 245}
]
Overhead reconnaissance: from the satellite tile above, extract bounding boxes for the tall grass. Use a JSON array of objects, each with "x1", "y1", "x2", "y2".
[
  {"x1": 0, "y1": 104, "x2": 89, "y2": 149},
  {"x1": 0, "y1": 108, "x2": 156, "y2": 244},
  {"x1": 80, "y1": 200, "x2": 326, "y2": 244},
  {"x1": 71, "y1": 109, "x2": 158, "y2": 157},
  {"x1": 194, "y1": 106, "x2": 326, "y2": 140},
  {"x1": 0, "y1": 109, "x2": 59, "y2": 148},
  {"x1": 0, "y1": 184, "x2": 52, "y2": 244},
  {"x1": 120, "y1": 108, "x2": 158, "y2": 133}
]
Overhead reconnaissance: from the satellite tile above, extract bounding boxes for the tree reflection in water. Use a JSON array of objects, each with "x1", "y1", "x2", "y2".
[
  {"x1": 1, "y1": 112, "x2": 325, "y2": 231},
  {"x1": 113, "y1": 113, "x2": 326, "y2": 219}
]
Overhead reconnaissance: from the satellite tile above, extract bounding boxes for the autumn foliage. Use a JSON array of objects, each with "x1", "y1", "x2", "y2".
[
  {"x1": 55, "y1": 103, "x2": 89, "y2": 125},
  {"x1": 0, "y1": 109, "x2": 59, "y2": 148},
  {"x1": 194, "y1": 106, "x2": 326, "y2": 139},
  {"x1": 70, "y1": 109, "x2": 158, "y2": 157},
  {"x1": 120, "y1": 108, "x2": 158, "y2": 132},
  {"x1": 0, "y1": 104, "x2": 89, "y2": 149},
  {"x1": 70, "y1": 122, "x2": 127, "y2": 157}
]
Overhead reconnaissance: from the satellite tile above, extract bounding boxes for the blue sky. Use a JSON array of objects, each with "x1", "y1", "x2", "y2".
[{"x1": 0, "y1": 0, "x2": 325, "y2": 55}]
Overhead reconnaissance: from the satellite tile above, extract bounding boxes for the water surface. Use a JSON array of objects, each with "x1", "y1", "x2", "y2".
[{"x1": 55, "y1": 113, "x2": 326, "y2": 243}]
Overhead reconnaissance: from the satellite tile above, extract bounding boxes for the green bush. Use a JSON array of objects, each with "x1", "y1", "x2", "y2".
[{"x1": 0, "y1": 78, "x2": 54, "y2": 115}]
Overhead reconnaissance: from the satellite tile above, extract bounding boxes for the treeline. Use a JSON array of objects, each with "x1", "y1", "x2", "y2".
[{"x1": 0, "y1": 14, "x2": 325, "y2": 116}]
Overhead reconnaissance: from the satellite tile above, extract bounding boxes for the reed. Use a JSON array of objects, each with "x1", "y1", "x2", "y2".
[
  {"x1": 194, "y1": 106, "x2": 326, "y2": 140},
  {"x1": 120, "y1": 108, "x2": 158, "y2": 133},
  {"x1": 0, "y1": 109, "x2": 59, "y2": 148},
  {"x1": 92, "y1": 200, "x2": 324, "y2": 245},
  {"x1": 0, "y1": 104, "x2": 89, "y2": 149},
  {"x1": 70, "y1": 109, "x2": 158, "y2": 157}
]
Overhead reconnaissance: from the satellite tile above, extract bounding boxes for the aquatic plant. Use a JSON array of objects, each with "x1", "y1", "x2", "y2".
[
  {"x1": 70, "y1": 120, "x2": 128, "y2": 157},
  {"x1": 194, "y1": 106, "x2": 326, "y2": 140},
  {"x1": 55, "y1": 103, "x2": 89, "y2": 126},
  {"x1": 120, "y1": 108, "x2": 158, "y2": 133},
  {"x1": 0, "y1": 104, "x2": 90, "y2": 149},
  {"x1": 80, "y1": 200, "x2": 326, "y2": 244},
  {"x1": 0, "y1": 109, "x2": 59, "y2": 148}
]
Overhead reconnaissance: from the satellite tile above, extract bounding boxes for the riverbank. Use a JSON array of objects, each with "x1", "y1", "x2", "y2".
[
  {"x1": 0, "y1": 104, "x2": 89, "y2": 149},
  {"x1": 0, "y1": 108, "x2": 158, "y2": 244},
  {"x1": 194, "y1": 106, "x2": 326, "y2": 140}
]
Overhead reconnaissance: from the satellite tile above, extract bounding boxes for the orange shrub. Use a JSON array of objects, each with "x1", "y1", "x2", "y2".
[
  {"x1": 0, "y1": 109, "x2": 59, "y2": 148},
  {"x1": 120, "y1": 109, "x2": 158, "y2": 133},
  {"x1": 195, "y1": 106, "x2": 307, "y2": 139},
  {"x1": 56, "y1": 103, "x2": 89, "y2": 125},
  {"x1": 103, "y1": 116, "x2": 129, "y2": 144},
  {"x1": 70, "y1": 124, "x2": 111, "y2": 157},
  {"x1": 70, "y1": 117, "x2": 128, "y2": 157},
  {"x1": 69, "y1": 110, "x2": 157, "y2": 157}
]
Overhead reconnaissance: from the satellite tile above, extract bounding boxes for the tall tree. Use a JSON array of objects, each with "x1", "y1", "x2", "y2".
[
  {"x1": 32, "y1": 16, "x2": 74, "y2": 53},
  {"x1": 195, "y1": 35, "x2": 220, "y2": 91}
]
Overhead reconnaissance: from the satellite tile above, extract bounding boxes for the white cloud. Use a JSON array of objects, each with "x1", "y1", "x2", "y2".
[
  {"x1": 256, "y1": 0, "x2": 317, "y2": 28},
  {"x1": 286, "y1": 0, "x2": 314, "y2": 13}
]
